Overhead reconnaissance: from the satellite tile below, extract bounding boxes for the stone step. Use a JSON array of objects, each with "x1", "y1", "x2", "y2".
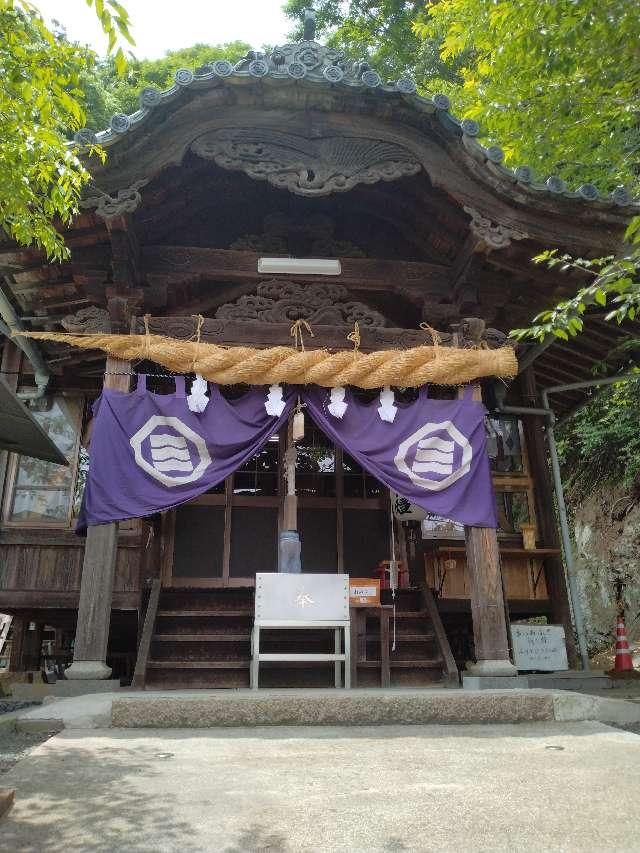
[{"x1": 111, "y1": 689, "x2": 559, "y2": 728}]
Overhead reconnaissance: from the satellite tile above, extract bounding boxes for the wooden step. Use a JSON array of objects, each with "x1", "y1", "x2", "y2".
[
  {"x1": 147, "y1": 660, "x2": 250, "y2": 669},
  {"x1": 358, "y1": 658, "x2": 443, "y2": 669},
  {"x1": 157, "y1": 610, "x2": 251, "y2": 617},
  {"x1": 392, "y1": 611, "x2": 429, "y2": 618},
  {"x1": 364, "y1": 632, "x2": 435, "y2": 642},
  {"x1": 152, "y1": 634, "x2": 250, "y2": 642}
]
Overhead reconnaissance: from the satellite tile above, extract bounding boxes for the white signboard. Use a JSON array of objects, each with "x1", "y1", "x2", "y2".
[
  {"x1": 421, "y1": 512, "x2": 465, "y2": 540},
  {"x1": 511, "y1": 624, "x2": 569, "y2": 672},
  {"x1": 255, "y1": 573, "x2": 349, "y2": 622},
  {"x1": 391, "y1": 491, "x2": 426, "y2": 521}
]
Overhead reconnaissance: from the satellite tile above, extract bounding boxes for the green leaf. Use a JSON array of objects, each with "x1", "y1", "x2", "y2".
[
  {"x1": 594, "y1": 289, "x2": 607, "y2": 306},
  {"x1": 114, "y1": 46, "x2": 126, "y2": 76}
]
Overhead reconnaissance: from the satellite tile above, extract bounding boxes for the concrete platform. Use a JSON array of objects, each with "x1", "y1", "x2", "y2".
[
  {"x1": 11, "y1": 687, "x2": 640, "y2": 731},
  {"x1": 527, "y1": 670, "x2": 613, "y2": 691},
  {"x1": 3, "y1": 722, "x2": 640, "y2": 851},
  {"x1": 10, "y1": 679, "x2": 122, "y2": 700}
]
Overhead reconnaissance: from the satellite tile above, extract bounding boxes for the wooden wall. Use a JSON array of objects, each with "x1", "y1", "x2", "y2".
[
  {"x1": 0, "y1": 529, "x2": 142, "y2": 611},
  {"x1": 424, "y1": 546, "x2": 549, "y2": 604}
]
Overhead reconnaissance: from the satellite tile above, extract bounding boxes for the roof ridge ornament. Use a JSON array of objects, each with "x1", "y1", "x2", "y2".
[{"x1": 303, "y1": 8, "x2": 316, "y2": 42}]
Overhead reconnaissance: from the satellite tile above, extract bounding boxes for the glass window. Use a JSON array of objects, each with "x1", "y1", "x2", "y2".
[
  {"x1": 296, "y1": 419, "x2": 336, "y2": 498},
  {"x1": 495, "y1": 490, "x2": 531, "y2": 535},
  {"x1": 233, "y1": 435, "x2": 279, "y2": 496},
  {"x1": 7, "y1": 398, "x2": 83, "y2": 525},
  {"x1": 342, "y1": 453, "x2": 383, "y2": 499},
  {"x1": 486, "y1": 416, "x2": 524, "y2": 474}
]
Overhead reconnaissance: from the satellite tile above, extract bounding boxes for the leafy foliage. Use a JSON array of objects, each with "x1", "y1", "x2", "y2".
[
  {"x1": 557, "y1": 379, "x2": 640, "y2": 498},
  {"x1": 84, "y1": 0, "x2": 134, "y2": 75},
  {"x1": 418, "y1": 0, "x2": 640, "y2": 191},
  {"x1": 1, "y1": 2, "x2": 95, "y2": 260},
  {"x1": 81, "y1": 41, "x2": 252, "y2": 124},
  {"x1": 511, "y1": 222, "x2": 640, "y2": 343},
  {"x1": 0, "y1": 0, "x2": 132, "y2": 260}
]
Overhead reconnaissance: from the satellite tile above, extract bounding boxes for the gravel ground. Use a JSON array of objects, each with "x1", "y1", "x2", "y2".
[
  {"x1": 0, "y1": 729, "x2": 53, "y2": 774},
  {"x1": 0, "y1": 700, "x2": 39, "y2": 716},
  {"x1": 0, "y1": 699, "x2": 50, "y2": 774}
]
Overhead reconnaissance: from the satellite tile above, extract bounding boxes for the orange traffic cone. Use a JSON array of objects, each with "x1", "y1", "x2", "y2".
[{"x1": 614, "y1": 615, "x2": 634, "y2": 672}]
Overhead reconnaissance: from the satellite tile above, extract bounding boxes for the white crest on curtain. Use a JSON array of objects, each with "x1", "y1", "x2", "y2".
[
  {"x1": 265, "y1": 383, "x2": 286, "y2": 417},
  {"x1": 187, "y1": 374, "x2": 209, "y2": 413},
  {"x1": 378, "y1": 385, "x2": 398, "y2": 423},
  {"x1": 328, "y1": 386, "x2": 348, "y2": 418}
]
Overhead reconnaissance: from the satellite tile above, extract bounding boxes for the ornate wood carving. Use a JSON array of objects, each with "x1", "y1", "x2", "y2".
[
  {"x1": 191, "y1": 129, "x2": 421, "y2": 197},
  {"x1": 230, "y1": 213, "x2": 366, "y2": 258},
  {"x1": 61, "y1": 306, "x2": 111, "y2": 333},
  {"x1": 215, "y1": 280, "x2": 387, "y2": 327},
  {"x1": 463, "y1": 206, "x2": 528, "y2": 250},
  {"x1": 80, "y1": 180, "x2": 148, "y2": 220}
]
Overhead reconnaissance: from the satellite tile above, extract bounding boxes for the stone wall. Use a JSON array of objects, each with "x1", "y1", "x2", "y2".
[{"x1": 573, "y1": 484, "x2": 640, "y2": 653}]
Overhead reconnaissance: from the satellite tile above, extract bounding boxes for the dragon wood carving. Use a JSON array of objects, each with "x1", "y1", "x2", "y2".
[{"x1": 191, "y1": 129, "x2": 421, "y2": 197}]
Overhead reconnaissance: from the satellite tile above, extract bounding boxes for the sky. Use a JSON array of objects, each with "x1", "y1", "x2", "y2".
[{"x1": 36, "y1": 0, "x2": 292, "y2": 59}]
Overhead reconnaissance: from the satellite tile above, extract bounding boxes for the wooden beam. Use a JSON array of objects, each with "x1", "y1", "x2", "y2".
[
  {"x1": 106, "y1": 215, "x2": 143, "y2": 331},
  {"x1": 140, "y1": 246, "x2": 450, "y2": 295},
  {"x1": 137, "y1": 315, "x2": 452, "y2": 350}
]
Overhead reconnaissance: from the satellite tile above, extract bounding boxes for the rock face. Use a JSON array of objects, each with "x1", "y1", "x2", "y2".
[{"x1": 572, "y1": 484, "x2": 640, "y2": 653}]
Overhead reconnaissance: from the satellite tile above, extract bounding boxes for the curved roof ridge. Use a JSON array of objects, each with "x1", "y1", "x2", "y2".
[{"x1": 73, "y1": 38, "x2": 638, "y2": 211}]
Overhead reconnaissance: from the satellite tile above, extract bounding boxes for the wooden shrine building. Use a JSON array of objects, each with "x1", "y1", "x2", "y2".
[{"x1": 0, "y1": 21, "x2": 637, "y2": 688}]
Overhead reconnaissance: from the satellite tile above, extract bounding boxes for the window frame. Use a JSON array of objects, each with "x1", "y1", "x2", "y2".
[
  {"x1": 1, "y1": 395, "x2": 86, "y2": 530},
  {"x1": 489, "y1": 416, "x2": 538, "y2": 541}
]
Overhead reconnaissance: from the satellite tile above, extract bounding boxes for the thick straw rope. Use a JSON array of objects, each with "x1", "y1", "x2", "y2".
[{"x1": 15, "y1": 330, "x2": 517, "y2": 388}]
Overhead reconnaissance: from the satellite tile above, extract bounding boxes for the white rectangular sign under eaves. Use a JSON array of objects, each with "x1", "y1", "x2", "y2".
[{"x1": 511, "y1": 624, "x2": 569, "y2": 672}]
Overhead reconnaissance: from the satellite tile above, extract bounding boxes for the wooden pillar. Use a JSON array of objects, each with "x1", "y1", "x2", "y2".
[
  {"x1": 9, "y1": 616, "x2": 27, "y2": 672},
  {"x1": 278, "y1": 413, "x2": 301, "y2": 572},
  {"x1": 462, "y1": 385, "x2": 517, "y2": 676},
  {"x1": 520, "y1": 368, "x2": 578, "y2": 664},
  {"x1": 23, "y1": 621, "x2": 44, "y2": 671},
  {"x1": 0, "y1": 341, "x2": 21, "y2": 500},
  {"x1": 66, "y1": 356, "x2": 131, "y2": 680}
]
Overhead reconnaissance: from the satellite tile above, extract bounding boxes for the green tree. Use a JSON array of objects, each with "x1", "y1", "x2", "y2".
[
  {"x1": 0, "y1": 0, "x2": 133, "y2": 260},
  {"x1": 413, "y1": 1, "x2": 640, "y2": 344},
  {"x1": 81, "y1": 41, "x2": 252, "y2": 124},
  {"x1": 418, "y1": 0, "x2": 640, "y2": 190},
  {"x1": 284, "y1": 0, "x2": 468, "y2": 85}
]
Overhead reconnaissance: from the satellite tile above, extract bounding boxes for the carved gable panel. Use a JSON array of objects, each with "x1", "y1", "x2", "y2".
[
  {"x1": 215, "y1": 280, "x2": 387, "y2": 328},
  {"x1": 191, "y1": 129, "x2": 421, "y2": 197}
]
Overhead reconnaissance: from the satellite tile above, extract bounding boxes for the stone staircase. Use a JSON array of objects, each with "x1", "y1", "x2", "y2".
[{"x1": 140, "y1": 585, "x2": 457, "y2": 689}]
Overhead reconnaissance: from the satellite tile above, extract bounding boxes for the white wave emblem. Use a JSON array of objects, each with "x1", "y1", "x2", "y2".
[
  {"x1": 149, "y1": 434, "x2": 194, "y2": 473},
  {"x1": 394, "y1": 420, "x2": 472, "y2": 492},
  {"x1": 130, "y1": 416, "x2": 212, "y2": 487}
]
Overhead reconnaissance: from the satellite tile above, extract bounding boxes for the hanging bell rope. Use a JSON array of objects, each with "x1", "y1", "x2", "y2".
[{"x1": 14, "y1": 329, "x2": 518, "y2": 388}]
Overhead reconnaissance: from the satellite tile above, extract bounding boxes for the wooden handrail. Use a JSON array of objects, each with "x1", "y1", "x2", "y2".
[
  {"x1": 132, "y1": 578, "x2": 161, "y2": 688},
  {"x1": 419, "y1": 583, "x2": 459, "y2": 686}
]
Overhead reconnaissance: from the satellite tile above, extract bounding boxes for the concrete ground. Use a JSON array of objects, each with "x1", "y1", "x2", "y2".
[{"x1": 2, "y1": 721, "x2": 640, "y2": 852}]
